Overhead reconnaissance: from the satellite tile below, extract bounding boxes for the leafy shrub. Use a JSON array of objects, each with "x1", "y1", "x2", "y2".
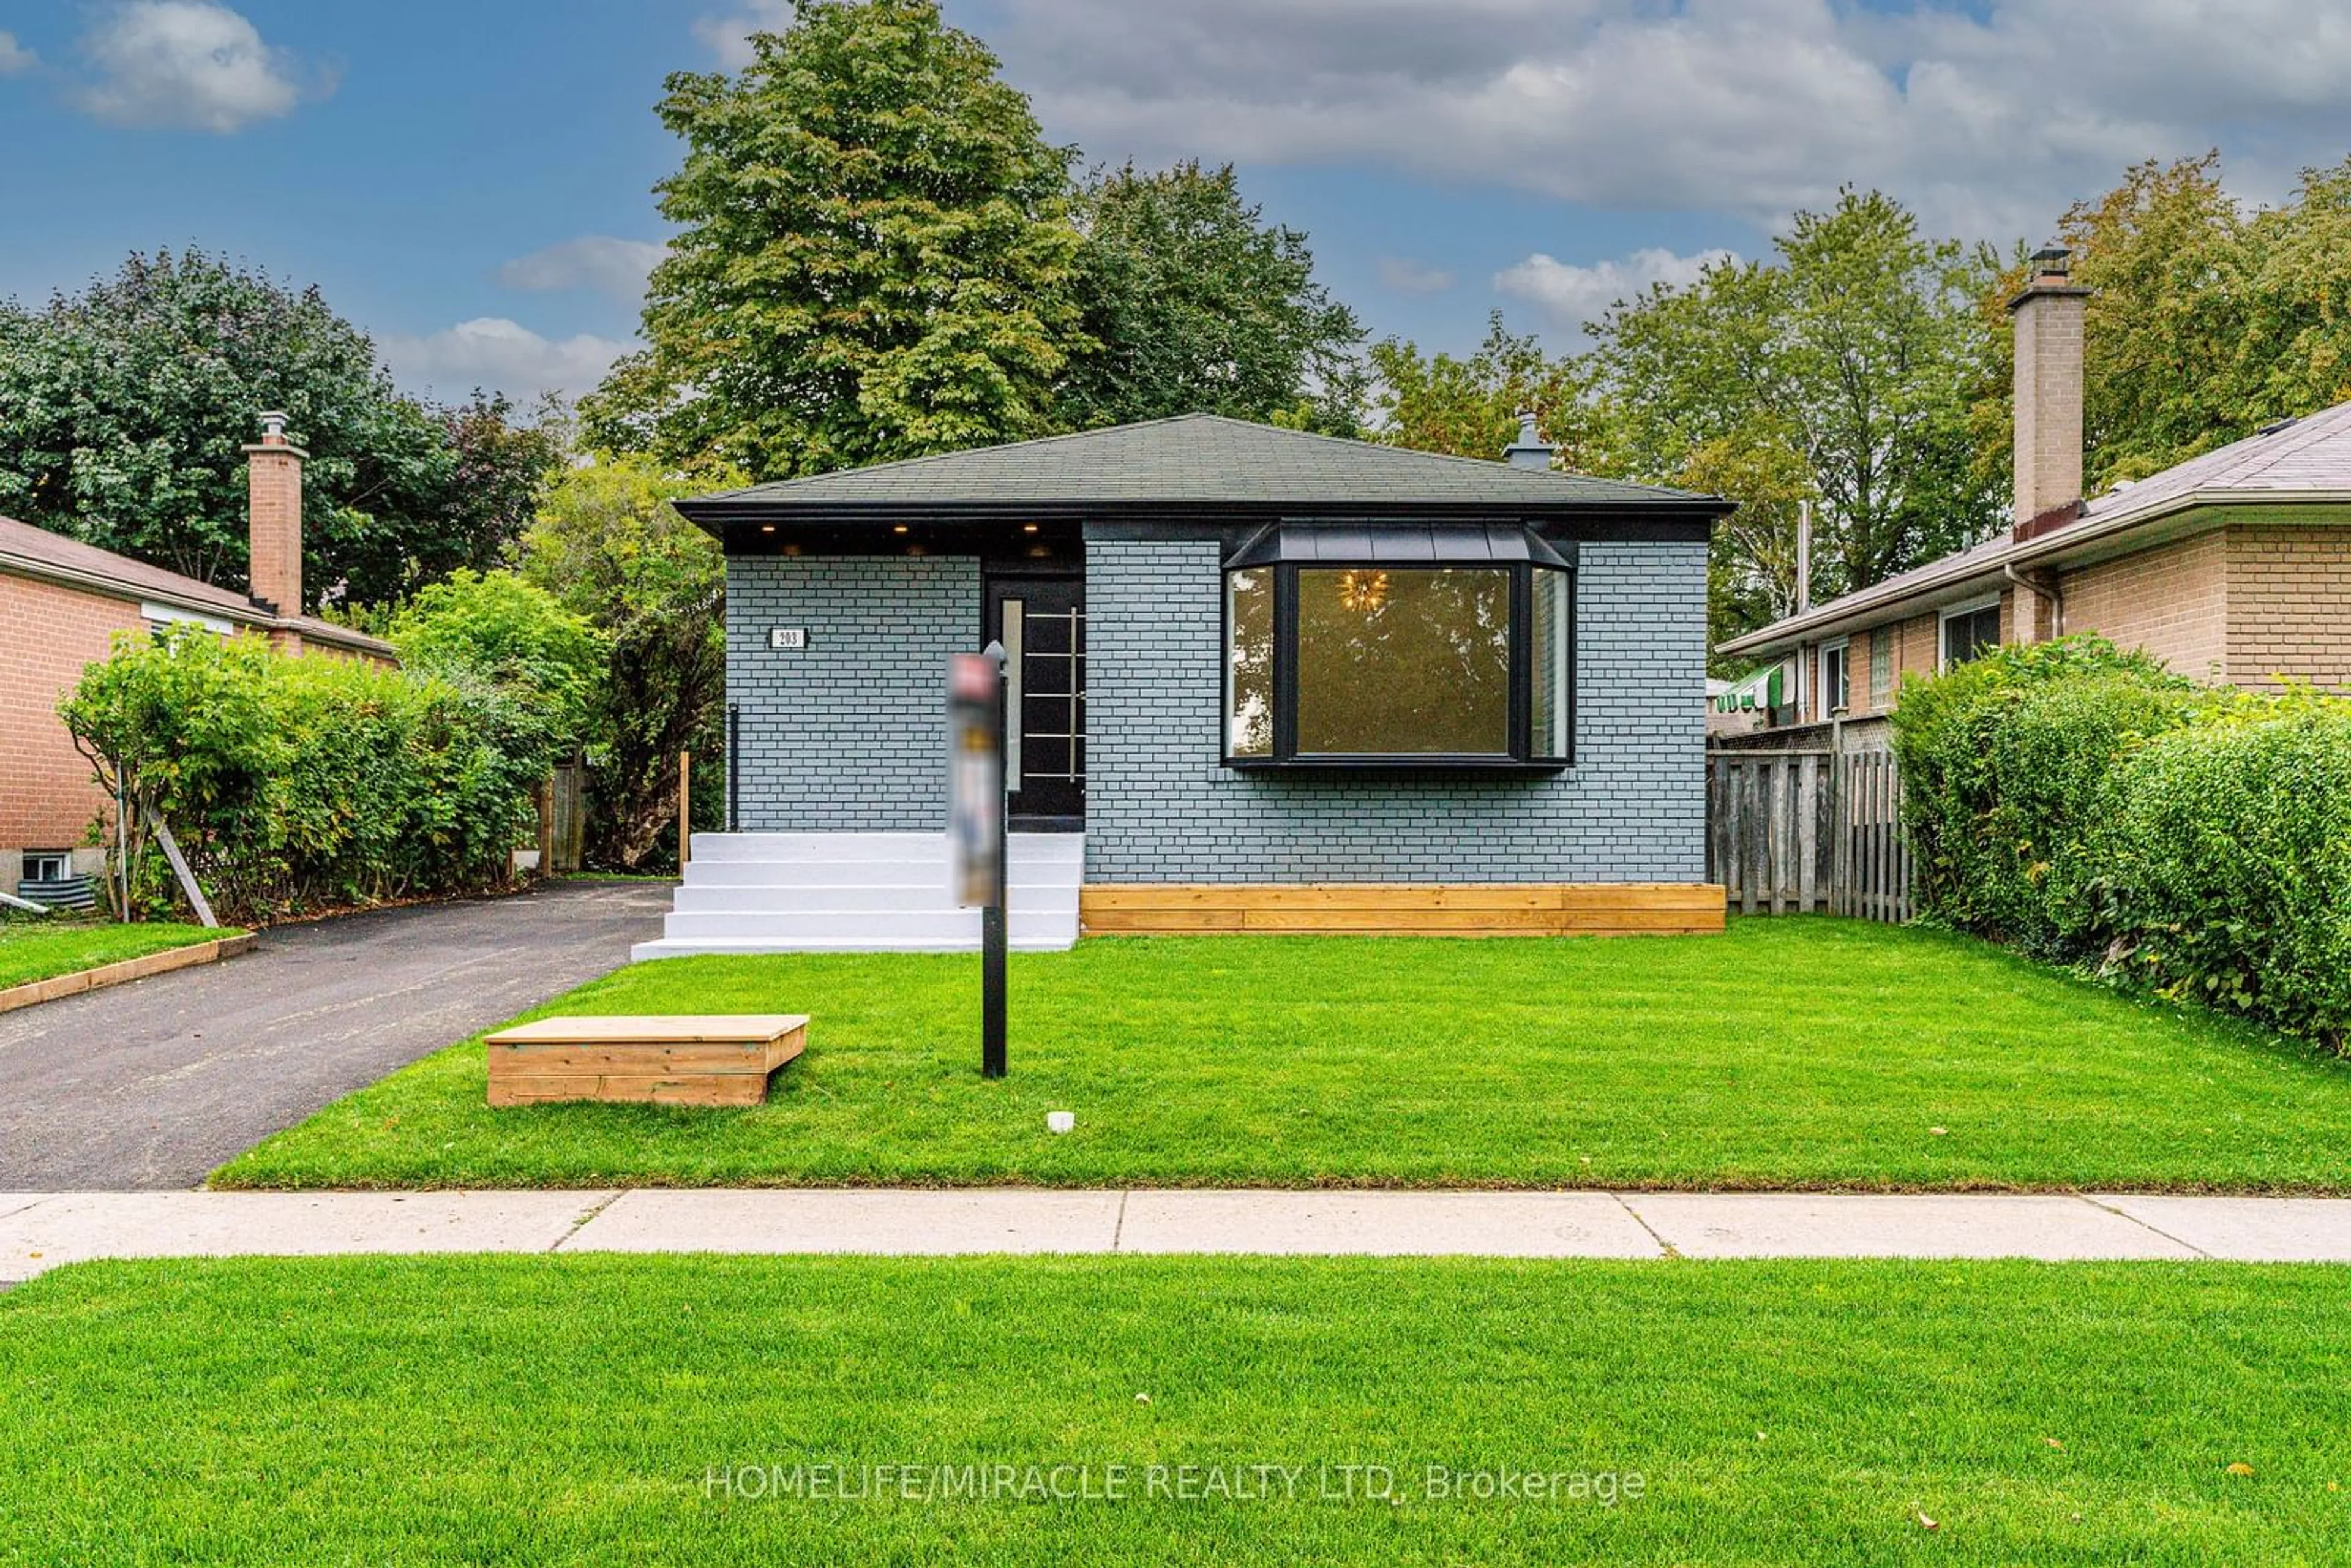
[
  {"x1": 520, "y1": 454, "x2": 729, "y2": 870},
  {"x1": 2071, "y1": 696, "x2": 2351, "y2": 1051},
  {"x1": 389, "y1": 568, "x2": 604, "y2": 745},
  {"x1": 61, "y1": 626, "x2": 563, "y2": 925},
  {"x1": 1895, "y1": 638, "x2": 2351, "y2": 1051},
  {"x1": 1890, "y1": 637, "x2": 2194, "y2": 952}
]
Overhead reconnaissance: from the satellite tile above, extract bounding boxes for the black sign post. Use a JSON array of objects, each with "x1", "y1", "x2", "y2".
[{"x1": 949, "y1": 645, "x2": 1010, "y2": 1078}]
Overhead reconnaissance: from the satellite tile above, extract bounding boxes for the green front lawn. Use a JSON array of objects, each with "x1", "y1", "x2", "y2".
[
  {"x1": 217, "y1": 919, "x2": 2351, "y2": 1191},
  {"x1": 0, "y1": 918, "x2": 226, "y2": 989},
  {"x1": 4, "y1": 1255, "x2": 2345, "y2": 1564}
]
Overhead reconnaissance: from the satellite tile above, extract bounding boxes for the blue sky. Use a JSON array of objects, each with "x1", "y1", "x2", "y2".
[{"x1": 5, "y1": 1, "x2": 2349, "y2": 407}]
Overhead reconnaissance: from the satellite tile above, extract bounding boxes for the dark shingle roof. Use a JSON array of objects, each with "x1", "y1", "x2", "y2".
[{"x1": 680, "y1": 413, "x2": 1722, "y2": 520}]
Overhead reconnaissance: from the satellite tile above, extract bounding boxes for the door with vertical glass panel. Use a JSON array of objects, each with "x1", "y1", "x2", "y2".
[{"x1": 985, "y1": 577, "x2": 1085, "y2": 827}]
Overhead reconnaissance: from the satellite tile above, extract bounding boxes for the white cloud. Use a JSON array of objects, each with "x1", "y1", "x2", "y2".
[
  {"x1": 1376, "y1": 256, "x2": 1455, "y2": 294},
  {"x1": 0, "y1": 32, "x2": 37, "y2": 75},
  {"x1": 498, "y1": 237, "x2": 669, "y2": 303},
  {"x1": 1495, "y1": 247, "x2": 1738, "y2": 332},
  {"x1": 378, "y1": 318, "x2": 632, "y2": 404},
  {"x1": 979, "y1": 0, "x2": 2351, "y2": 238},
  {"x1": 694, "y1": 2, "x2": 792, "y2": 70},
  {"x1": 76, "y1": 1, "x2": 322, "y2": 133}
]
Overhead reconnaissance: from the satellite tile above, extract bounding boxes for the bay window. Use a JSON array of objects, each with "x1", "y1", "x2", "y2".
[{"x1": 1223, "y1": 525, "x2": 1574, "y2": 768}]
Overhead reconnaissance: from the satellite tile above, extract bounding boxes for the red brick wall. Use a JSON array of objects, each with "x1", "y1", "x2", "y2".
[{"x1": 0, "y1": 575, "x2": 144, "y2": 853}]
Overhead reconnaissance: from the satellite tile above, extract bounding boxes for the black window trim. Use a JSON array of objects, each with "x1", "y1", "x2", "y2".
[{"x1": 1221, "y1": 539, "x2": 1575, "y2": 774}]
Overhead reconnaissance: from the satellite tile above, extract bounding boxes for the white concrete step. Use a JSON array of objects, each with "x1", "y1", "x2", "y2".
[
  {"x1": 685, "y1": 861, "x2": 1081, "y2": 888},
  {"x1": 689, "y1": 831, "x2": 1084, "y2": 865},
  {"x1": 631, "y1": 936, "x2": 1079, "y2": 958},
  {"x1": 636, "y1": 831, "x2": 1082, "y2": 959},
  {"x1": 675, "y1": 882, "x2": 1077, "y2": 913},
  {"x1": 657, "y1": 909, "x2": 1074, "y2": 942},
  {"x1": 686, "y1": 858, "x2": 960, "y2": 888}
]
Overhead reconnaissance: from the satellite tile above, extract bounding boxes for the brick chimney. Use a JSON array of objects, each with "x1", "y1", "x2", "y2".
[
  {"x1": 242, "y1": 410, "x2": 305, "y2": 615},
  {"x1": 2009, "y1": 247, "x2": 2091, "y2": 541},
  {"x1": 1502, "y1": 408, "x2": 1554, "y2": 471}
]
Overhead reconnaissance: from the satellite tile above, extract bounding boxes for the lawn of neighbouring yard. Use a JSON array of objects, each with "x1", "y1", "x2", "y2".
[
  {"x1": 0, "y1": 918, "x2": 226, "y2": 990},
  {"x1": 217, "y1": 919, "x2": 2351, "y2": 1193},
  {"x1": 3, "y1": 1254, "x2": 2345, "y2": 1564}
]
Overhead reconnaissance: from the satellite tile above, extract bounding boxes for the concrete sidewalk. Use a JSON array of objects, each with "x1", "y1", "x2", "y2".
[{"x1": 6, "y1": 1188, "x2": 2351, "y2": 1281}]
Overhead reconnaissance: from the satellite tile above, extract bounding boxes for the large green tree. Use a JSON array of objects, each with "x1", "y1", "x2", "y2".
[
  {"x1": 1970, "y1": 152, "x2": 2351, "y2": 493},
  {"x1": 520, "y1": 454, "x2": 735, "y2": 869},
  {"x1": 1591, "y1": 189, "x2": 2004, "y2": 637},
  {"x1": 1368, "y1": 312, "x2": 1588, "y2": 463},
  {"x1": 1060, "y1": 160, "x2": 1363, "y2": 433},
  {"x1": 1970, "y1": 154, "x2": 2251, "y2": 492},
  {"x1": 0, "y1": 249, "x2": 558, "y2": 608},
  {"x1": 582, "y1": 0, "x2": 1084, "y2": 478},
  {"x1": 369, "y1": 392, "x2": 567, "y2": 604}
]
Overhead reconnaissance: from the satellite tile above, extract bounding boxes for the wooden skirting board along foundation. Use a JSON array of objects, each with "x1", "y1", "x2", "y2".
[
  {"x1": 1079, "y1": 883, "x2": 1728, "y2": 937},
  {"x1": 486, "y1": 1014, "x2": 808, "y2": 1107}
]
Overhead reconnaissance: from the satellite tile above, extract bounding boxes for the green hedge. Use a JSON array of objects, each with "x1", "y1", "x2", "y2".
[
  {"x1": 2072, "y1": 697, "x2": 2351, "y2": 1049},
  {"x1": 1891, "y1": 637, "x2": 2351, "y2": 1051},
  {"x1": 1891, "y1": 638, "x2": 2194, "y2": 955},
  {"x1": 61, "y1": 626, "x2": 563, "y2": 926}
]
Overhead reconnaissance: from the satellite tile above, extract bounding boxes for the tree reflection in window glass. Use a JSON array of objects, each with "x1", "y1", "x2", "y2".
[
  {"x1": 1295, "y1": 567, "x2": 1510, "y2": 754},
  {"x1": 1225, "y1": 568, "x2": 1273, "y2": 756}
]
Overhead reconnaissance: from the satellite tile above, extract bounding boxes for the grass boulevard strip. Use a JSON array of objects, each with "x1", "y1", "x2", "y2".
[
  {"x1": 2, "y1": 1253, "x2": 2343, "y2": 1564},
  {"x1": 0, "y1": 920, "x2": 225, "y2": 991},
  {"x1": 220, "y1": 921, "x2": 2351, "y2": 1193}
]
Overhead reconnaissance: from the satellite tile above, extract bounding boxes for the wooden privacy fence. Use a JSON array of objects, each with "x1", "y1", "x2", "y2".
[
  {"x1": 1706, "y1": 748, "x2": 1914, "y2": 921},
  {"x1": 543, "y1": 762, "x2": 586, "y2": 874},
  {"x1": 1837, "y1": 749, "x2": 1914, "y2": 922}
]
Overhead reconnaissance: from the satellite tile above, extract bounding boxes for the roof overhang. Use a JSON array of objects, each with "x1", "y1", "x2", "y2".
[
  {"x1": 1, "y1": 542, "x2": 397, "y2": 661},
  {"x1": 0, "y1": 544, "x2": 258, "y2": 628},
  {"x1": 1714, "y1": 490, "x2": 2351, "y2": 659},
  {"x1": 677, "y1": 495, "x2": 1730, "y2": 527},
  {"x1": 1223, "y1": 520, "x2": 1574, "y2": 569},
  {"x1": 680, "y1": 495, "x2": 1730, "y2": 553}
]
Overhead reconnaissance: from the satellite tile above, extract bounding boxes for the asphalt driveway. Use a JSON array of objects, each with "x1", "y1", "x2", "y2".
[{"x1": 0, "y1": 880, "x2": 670, "y2": 1190}]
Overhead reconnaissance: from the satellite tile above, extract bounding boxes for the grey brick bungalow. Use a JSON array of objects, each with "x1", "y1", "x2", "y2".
[{"x1": 633, "y1": 414, "x2": 1730, "y2": 958}]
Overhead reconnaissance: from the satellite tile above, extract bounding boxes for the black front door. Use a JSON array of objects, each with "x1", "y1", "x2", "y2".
[{"x1": 986, "y1": 576, "x2": 1085, "y2": 828}]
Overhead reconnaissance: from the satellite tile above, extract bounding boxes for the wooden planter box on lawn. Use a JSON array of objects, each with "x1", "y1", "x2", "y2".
[{"x1": 486, "y1": 1015, "x2": 807, "y2": 1107}]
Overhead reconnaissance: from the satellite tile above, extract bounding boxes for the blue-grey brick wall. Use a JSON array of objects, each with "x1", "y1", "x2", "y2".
[
  {"x1": 726, "y1": 554, "x2": 979, "y2": 830},
  {"x1": 1083, "y1": 533, "x2": 1708, "y2": 882}
]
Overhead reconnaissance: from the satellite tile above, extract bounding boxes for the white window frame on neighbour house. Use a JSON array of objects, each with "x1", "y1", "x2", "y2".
[
  {"x1": 1818, "y1": 638, "x2": 1850, "y2": 720},
  {"x1": 140, "y1": 601, "x2": 236, "y2": 636},
  {"x1": 1937, "y1": 594, "x2": 2003, "y2": 672},
  {"x1": 21, "y1": 850, "x2": 70, "y2": 883}
]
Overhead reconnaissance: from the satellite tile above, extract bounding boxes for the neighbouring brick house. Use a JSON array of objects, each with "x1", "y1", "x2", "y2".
[
  {"x1": 1, "y1": 415, "x2": 394, "y2": 896},
  {"x1": 632, "y1": 414, "x2": 1731, "y2": 958},
  {"x1": 1718, "y1": 247, "x2": 2351, "y2": 740}
]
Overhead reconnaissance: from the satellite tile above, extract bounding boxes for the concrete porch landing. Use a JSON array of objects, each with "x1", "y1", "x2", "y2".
[{"x1": 7, "y1": 1190, "x2": 2351, "y2": 1281}]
